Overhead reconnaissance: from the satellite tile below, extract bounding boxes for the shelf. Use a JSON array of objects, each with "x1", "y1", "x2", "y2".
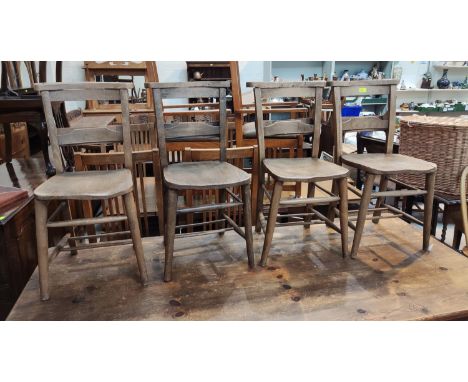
[
  {"x1": 186, "y1": 62, "x2": 230, "y2": 68},
  {"x1": 397, "y1": 88, "x2": 468, "y2": 93},
  {"x1": 433, "y1": 65, "x2": 468, "y2": 70},
  {"x1": 396, "y1": 109, "x2": 420, "y2": 114}
]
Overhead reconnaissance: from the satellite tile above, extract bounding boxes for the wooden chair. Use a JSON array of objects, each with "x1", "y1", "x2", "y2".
[
  {"x1": 146, "y1": 81, "x2": 254, "y2": 282},
  {"x1": 247, "y1": 81, "x2": 350, "y2": 266},
  {"x1": 329, "y1": 79, "x2": 437, "y2": 257},
  {"x1": 33, "y1": 82, "x2": 148, "y2": 300},
  {"x1": 231, "y1": 62, "x2": 309, "y2": 197}
]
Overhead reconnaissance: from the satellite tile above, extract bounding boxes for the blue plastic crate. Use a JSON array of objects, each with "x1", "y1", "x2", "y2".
[{"x1": 342, "y1": 105, "x2": 362, "y2": 117}]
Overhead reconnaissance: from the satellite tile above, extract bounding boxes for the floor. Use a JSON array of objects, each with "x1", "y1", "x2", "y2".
[{"x1": 8, "y1": 218, "x2": 468, "y2": 320}]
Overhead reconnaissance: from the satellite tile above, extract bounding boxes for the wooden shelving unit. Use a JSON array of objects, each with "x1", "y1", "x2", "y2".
[
  {"x1": 397, "y1": 88, "x2": 468, "y2": 93},
  {"x1": 433, "y1": 65, "x2": 468, "y2": 70}
]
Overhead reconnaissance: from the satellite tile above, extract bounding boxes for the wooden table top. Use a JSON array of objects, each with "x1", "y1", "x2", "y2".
[
  {"x1": 0, "y1": 157, "x2": 47, "y2": 224},
  {"x1": 8, "y1": 218, "x2": 468, "y2": 320}
]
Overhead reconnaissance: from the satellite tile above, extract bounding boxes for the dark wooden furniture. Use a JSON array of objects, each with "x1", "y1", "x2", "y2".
[
  {"x1": 248, "y1": 81, "x2": 349, "y2": 266},
  {"x1": 9, "y1": 218, "x2": 468, "y2": 321},
  {"x1": 33, "y1": 82, "x2": 148, "y2": 300},
  {"x1": 146, "y1": 81, "x2": 254, "y2": 282},
  {"x1": 0, "y1": 61, "x2": 57, "y2": 176},
  {"x1": 0, "y1": 158, "x2": 46, "y2": 319},
  {"x1": 329, "y1": 79, "x2": 437, "y2": 258}
]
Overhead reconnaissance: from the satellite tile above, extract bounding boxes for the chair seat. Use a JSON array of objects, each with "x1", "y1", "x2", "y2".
[
  {"x1": 164, "y1": 161, "x2": 250, "y2": 190},
  {"x1": 34, "y1": 169, "x2": 133, "y2": 200},
  {"x1": 341, "y1": 153, "x2": 437, "y2": 175},
  {"x1": 263, "y1": 157, "x2": 349, "y2": 182}
]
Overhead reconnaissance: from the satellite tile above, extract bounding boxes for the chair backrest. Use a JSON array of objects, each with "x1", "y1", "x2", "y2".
[
  {"x1": 246, "y1": 81, "x2": 325, "y2": 162},
  {"x1": 329, "y1": 79, "x2": 399, "y2": 161},
  {"x1": 34, "y1": 82, "x2": 134, "y2": 173},
  {"x1": 145, "y1": 81, "x2": 230, "y2": 168}
]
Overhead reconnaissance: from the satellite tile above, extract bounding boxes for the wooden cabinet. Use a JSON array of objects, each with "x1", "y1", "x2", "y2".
[
  {"x1": 0, "y1": 157, "x2": 64, "y2": 319},
  {"x1": 0, "y1": 197, "x2": 36, "y2": 319}
]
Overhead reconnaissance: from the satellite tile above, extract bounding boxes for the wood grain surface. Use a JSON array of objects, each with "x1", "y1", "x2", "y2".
[{"x1": 8, "y1": 218, "x2": 468, "y2": 320}]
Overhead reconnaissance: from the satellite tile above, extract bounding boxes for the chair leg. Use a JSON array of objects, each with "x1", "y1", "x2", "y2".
[
  {"x1": 164, "y1": 188, "x2": 178, "y2": 282},
  {"x1": 242, "y1": 184, "x2": 255, "y2": 268},
  {"x1": 338, "y1": 177, "x2": 349, "y2": 258},
  {"x1": 81, "y1": 200, "x2": 97, "y2": 243},
  {"x1": 303, "y1": 182, "x2": 316, "y2": 229},
  {"x1": 260, "y1": 180, "x2": 283, "y2": 267},
  {"x1": 350, "y1": 174, "x2": 375, "y2": 258},
  {"x1": 255, "y1": 174, "x2": 265, "y2": 234},
  {"x1": 155, "y1": 179, "x2": 165, "y2": 237},
  {"x1": 63, "y1": 201, "x2": 78, "y2": 256},
  {"x1": 372, "y1": 175, "x2": 388, "y2": 224},
  {"x1": 217, "y1": 188, "x2": 227, "y2": 236},
  {"x1": 35, "y1": 199, "x2": 50, "y2": 301},
  {"x1": 327, "y1": 179, "x2": 339, "y2": 222},
  {"x1": 123, "y1": 192, "x2": 148, "y2": 285},
  {"x1": 423, "y1": 172, "x2": 436, "y2": 251}
]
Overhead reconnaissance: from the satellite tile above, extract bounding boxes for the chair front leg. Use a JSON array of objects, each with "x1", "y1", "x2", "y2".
[
  {"x1": 123, "y1": 192, "x2": 148, "y2": 285},
  {"x1": 423, "y1": 172, "x2": 436, "y2": 251},
  {"x1": 242, "y1": 184, "x2": 255, "y2": 268},
  {"x1": 164, "y1": 188, "x2": 178, "y2": 282},
  {"x1": 372, "y1": 175, "x2": 388, "y2": 224},
  {"x1": 338, "y1": 177, "x2": 349, "y2": 258},
  {"x1": 35, "y1": 199, "x2": 50, "y2": 301},
  {"x1": 350, "y1": 173, "x2": 375, "y2": 258},
  {"x1": 260, "y1": 180, "x2": 283, "y2": 267}
]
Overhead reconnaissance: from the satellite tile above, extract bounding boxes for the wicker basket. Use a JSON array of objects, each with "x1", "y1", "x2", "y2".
[{"x1": 397, "y1": 116, "x2": 468, "y2": 199}]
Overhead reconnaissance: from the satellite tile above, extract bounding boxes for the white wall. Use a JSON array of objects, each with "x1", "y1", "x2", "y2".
[{"x1": 4, "y1": 61, "x2": 467, "y2": 110}]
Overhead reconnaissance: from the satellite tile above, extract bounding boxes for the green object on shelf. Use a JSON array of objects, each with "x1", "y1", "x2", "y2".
[
  {"x1": 361, "y1": 96, "x2": 387, "y2": 105},
  {"x1": 415, "y1": 105, "x2": 441, "y2": 113},
  {"x1": 0, "y1": 216, "x2": 5, "y2": 221}
]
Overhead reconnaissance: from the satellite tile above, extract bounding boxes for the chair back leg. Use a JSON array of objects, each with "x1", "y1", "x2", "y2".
[
  {"x1": 338, "y1": 177, "x2": 349, "y2": 258},
  {"x1": 423, "y1": 172, "x2": 436, "y2": 251},
  {"x1": 242, "y1": 184, "x2": 255, "y2": 268},
  {"x1": 372, "y1": 176, "x2": 389, "y2": 224}
]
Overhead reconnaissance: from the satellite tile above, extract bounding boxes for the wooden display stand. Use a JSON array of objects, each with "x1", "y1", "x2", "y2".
[{"x1": 83, "y1": 61, "x2": 159, "y2": 117}]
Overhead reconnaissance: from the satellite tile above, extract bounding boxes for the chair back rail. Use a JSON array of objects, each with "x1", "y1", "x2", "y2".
[
  {"x1": 146, "y1": 81, "x2": 230, "y2": 167},
  {"x1": 246, "y1": 81, "x2": 325, "y2": 161},
  {"x1": 329, "y1": 79, "x2": 398, "y2": 161},
  {"x1": 35, "y1": 82, "x2": 134, "y2": 173}
]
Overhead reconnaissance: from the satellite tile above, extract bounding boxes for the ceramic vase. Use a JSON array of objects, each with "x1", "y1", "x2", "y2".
[{"x1": 437, "y1": 69, "x2": 450, "y2": 89}]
